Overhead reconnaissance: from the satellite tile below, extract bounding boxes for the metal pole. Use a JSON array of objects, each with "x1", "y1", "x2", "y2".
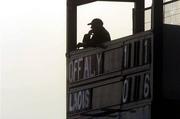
[
  {"x1": 151, "y1": 0, "x2": 163, "y2": 118},
  {"x1": 66, "y1": 1, "x2": 77, "y2": 118},
  {"x1": 133, "y1": 0, "x2": 144, "y2": 34},
  {"x1": 67, "y1": 0, "x2": 77, "y2": 53}
]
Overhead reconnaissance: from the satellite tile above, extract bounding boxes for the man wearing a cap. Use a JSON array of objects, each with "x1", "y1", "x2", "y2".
[{"x1": 77, "y1": 18, "x2": 111, "y2": 49}]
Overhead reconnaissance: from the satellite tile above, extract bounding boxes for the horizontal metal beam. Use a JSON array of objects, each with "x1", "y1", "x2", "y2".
[
  {"x1": 76, "y1": 0, "x2": 135, "y2": 6},
  {"x1": 76, "y1": 0, "x2": 97, "y2": 5},
  {"x1": 99, "y1": 0, "x2": 135, "y2": 2}
]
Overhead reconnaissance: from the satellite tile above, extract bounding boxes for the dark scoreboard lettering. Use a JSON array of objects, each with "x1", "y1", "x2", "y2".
[
  {"x1": 68, "y1": 53, "x2": 103, "y2": 83},
  {"x1": 123, "y1": 38, "x2": 151, "y2": 69},
  {"x1": 69, "y1": 89, "x2": 91, "y2": 113},
  {"x1": 122, "y1": 72, "x2": 152, "y2": 103}
]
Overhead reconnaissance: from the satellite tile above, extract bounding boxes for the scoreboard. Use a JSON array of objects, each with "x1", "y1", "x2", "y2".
[{"x1": 67, "y1": 31, "x2": 153, "y2": 119}]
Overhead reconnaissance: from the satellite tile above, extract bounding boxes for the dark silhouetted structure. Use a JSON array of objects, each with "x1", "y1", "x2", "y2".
[
  {"x1": 77, "y1": 18, "x2": 111, "y2": 49},
  {"x1": 67, "y1": 0, "x2": 180, "y2": 119}
]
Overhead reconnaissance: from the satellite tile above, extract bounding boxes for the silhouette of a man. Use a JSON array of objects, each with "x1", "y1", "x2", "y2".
[{"x1": 77, "y1": 18, "x2": 111, "y2": 49}]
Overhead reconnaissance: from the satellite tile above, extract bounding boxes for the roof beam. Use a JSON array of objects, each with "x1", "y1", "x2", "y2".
[
  {"x1": 76, "y1": 0, "x2": 135, "y2": 6},
  {"x1": 76, "y1": 0, "x2": 97, "y2": 5},
  {"x1": 99, "y1": 0, "x2": 135, "y2": 2}
]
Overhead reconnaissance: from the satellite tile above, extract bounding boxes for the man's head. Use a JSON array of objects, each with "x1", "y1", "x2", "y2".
[
  {"x1": 88, "y1": 18, "x2": 103, "y2": 31},
  {"x1": 88, "y1": 18, "x2": 103, "y2": 27}
]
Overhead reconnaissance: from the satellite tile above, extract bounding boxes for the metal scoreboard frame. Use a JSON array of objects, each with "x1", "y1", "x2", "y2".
[
  {"x1": 67, "y1": 31, "x2": 153, "y2": 118},
  {"x1": 66, "y1": 0, "x2": 180, "y2": 118}
]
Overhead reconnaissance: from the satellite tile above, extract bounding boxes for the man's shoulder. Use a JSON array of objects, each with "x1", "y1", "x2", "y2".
[{"x1": 101, "y1": 27, "x2": 110, "y2": 35}]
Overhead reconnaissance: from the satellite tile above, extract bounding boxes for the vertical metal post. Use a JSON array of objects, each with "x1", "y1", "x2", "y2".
[
  {"x1": 66, "y1": 1, "x2": 77, "y2": 118},
  {"x1": 152, "y1": 0, "x2": 163, "y2": 32},
  {"x1": 133, "y1": 0, "x2": 144, "y2": 34},
  {"x1": 67, "y1": 0, "x2": 77, "y2": 53},
  {"x1": 151, "y1": 0, "x2": 163, "y2": 118}
]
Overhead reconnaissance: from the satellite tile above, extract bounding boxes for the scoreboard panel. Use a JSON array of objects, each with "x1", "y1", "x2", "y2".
[
  {"x1": 68, "y1": 52, "x2": 103, "y2": 83},
  {"x1": 67, "y1": 31, "x2": 153, "y2": 118}
]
